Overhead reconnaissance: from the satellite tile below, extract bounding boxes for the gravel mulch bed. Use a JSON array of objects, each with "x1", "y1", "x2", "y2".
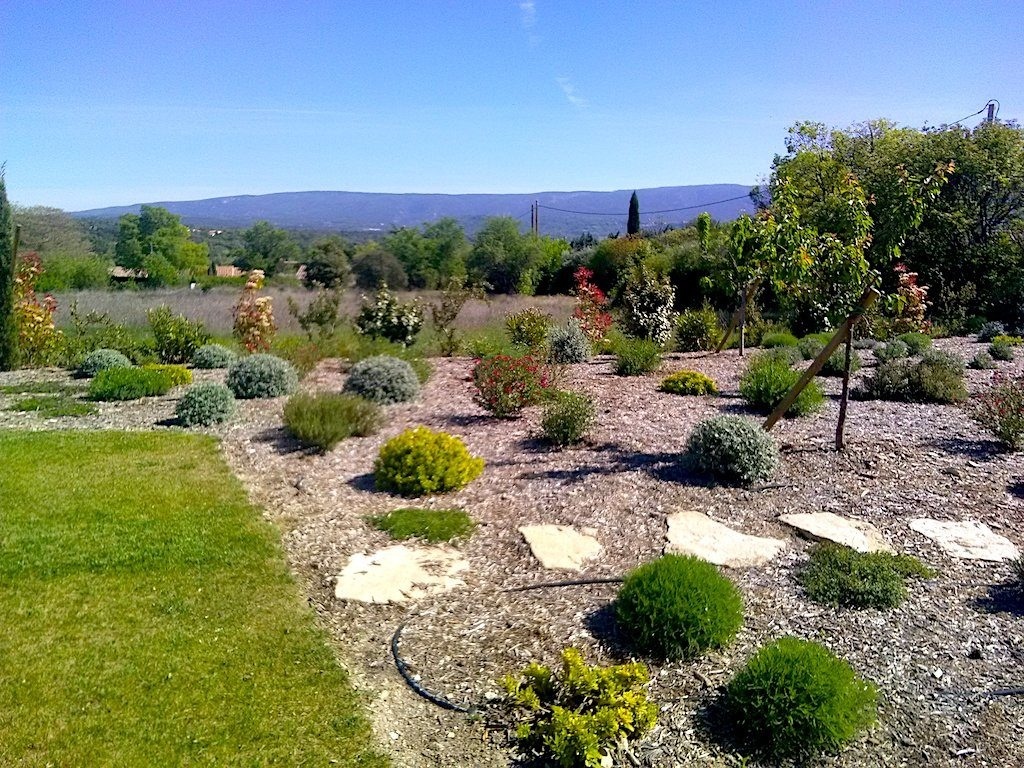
[{"x1": 3, "y1": 338, "x2": 1022, "y2": 767}]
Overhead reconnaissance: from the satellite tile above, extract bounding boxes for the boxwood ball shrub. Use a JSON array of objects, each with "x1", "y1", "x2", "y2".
[
  {"x1": 547, "y1": 319, "x2": 591, "y2": 364},
  {"x1": 374, "y1": 426, "x2": 485, "y2": 497},
  {"x1": 615, "y1": 554, "x2": 744, "y2": 660},
  {"x1": 283, "y1": 392, "x2": 383, "y2": 451},
  {"x1": 89, "y1": 367, "x2": 175, "y2": 401},
  {"x1": 799, "y1": 543, "x2": 936, "y2": 609},
  {"x1": 342, "y1": 355, "x2": 420, "y2": 404},
  {"x1": 613, "y1": 338, "x2": 662, "y2": 376},
  {"x1": 175, "y1": 381, "x2": 236, "y2": 426},
  {"x1": 541, "y1": 390, "x2": 595, "y2": 446},
  {"x1": 77, "y1": 348, "x2": 132, "y2": 378},
  {"x1": 725, "y1": 637, "x2": 878, "y2": 761},
  {"x1": 659, "y1": 370, "x2": 718, "y2": 396},
  {"x1": 192, "y1": 343, "x2": 238, "y2": 369},
  {"x1": 225, "y1": 354, "x2": 298, "y2": 399},
  {"x1": 739, "y1": 353, "x2": 824, "y2": 417},
  {"x1": 687, "y1": 415, "x2": 778, "y2": 486}
]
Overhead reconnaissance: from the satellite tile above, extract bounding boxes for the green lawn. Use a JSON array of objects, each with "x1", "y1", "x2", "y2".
[{"x1": 0, "y1": 430, "x2": 388, "y2": 767}]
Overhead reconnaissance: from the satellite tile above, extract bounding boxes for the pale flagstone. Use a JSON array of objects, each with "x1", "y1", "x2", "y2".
[
  {"x1": 519, "y1": 524, "x2": 603, "y2": 571},
  {"x1": 334, "y1": 544, "x2": 469, "y2": 604},
  {"x1": 908, "y1": 519, "x2": 1020, "y2": 562},
  {"x1": 664, "y1": 510, "x2": 787, "y2": 568},
  {"x1": 780, "y1": 511, "x2": 894, "y2": 553}
]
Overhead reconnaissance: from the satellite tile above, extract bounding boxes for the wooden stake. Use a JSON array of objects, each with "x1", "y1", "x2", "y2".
[{"x1": 715, "y1": 281, "x2": 759, "y2": 354}]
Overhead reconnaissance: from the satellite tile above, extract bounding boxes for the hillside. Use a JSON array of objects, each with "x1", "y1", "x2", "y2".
[{"x1": 72, "y1": 185, "x2": 754, "y2": 237}]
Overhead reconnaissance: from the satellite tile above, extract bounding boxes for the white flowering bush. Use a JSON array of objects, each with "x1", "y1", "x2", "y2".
[
  {"x1": 619, "y1": 265, "x2": 676, "y2": 345},
  {"x1": 355, "y1": 285, "x2": 424, "y2": 347}
]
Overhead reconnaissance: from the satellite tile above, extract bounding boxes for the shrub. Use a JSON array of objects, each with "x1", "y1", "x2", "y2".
[
  {"x1": 616, "y1": 554, "x2": 743, "y2": 660},
  {"x1": 77, "y1": 348, "x2": 132, "y2": 378},
  {"x1": 472, "y1": 354, "x2": 549, "y2": 418},
  {"x1": 686, "y1": 415, "x2": 779, "y2": 486},
  {"x1": 541, "y1": 390, "x2": 595, "y2": 446},
  {"x1": 547, "y1": 319, "x2": 591, "y2": 364},
  {"x1": 859, "y1": 353, "x2": 967, "y2": 404},
  {"x1": 820, "y1": 346, "x2": 863, "y2": 377},
  {"x1": 232, "y1": 270, "x2": 277, "y2": 352},
  {"x1": 503, "y1": 648, "x2": 657, "y2": 768},
  {"x1": 968, "y1": 350, "x2": 997, "y2": 370},
  {"x1": 374, "y1": 426, "x2": 484, "y2": 497},
  {"x1": 873, "y1": 339, "x2": 909, "y2": 362},
  {"x1": 369, "y1": 508, "x2": 476, "y2": 543},
  {"x1": 739, "y1": 353, "x2": 824, "y2": 417},
  {"x1": 761, "y1": 331, "x2": 799, "y2": 349},
  {"x1": 505, "y1": 307, "x2": 552, "y2": 350},
  {"x1": 192, "y1": 343, "x2": 238, "y2": 369},
  {"x1": 283, "y1": 392, "x2": 383, "y2": 451},
  {"x1": 660, "y1": 370, "x2": 718, "y2": 396},
  {"x1": 355, "y1": 284, "x2": 423, "y2": 346},
  {"x1": 763, "y1": 345, "x2": 803, "y2": 367},
  {"x1": 977, "y1": 320, "x2": 1006, "y2": 343},
  {"x1": 571, "y1": 266, "x2": 613, "y2": 345},
  {"x1": 286, "y1": 288, "x2": 343, "y2": 342},
  {"x1": 896, "y1": 331, "x2": 931, "y2": 355},
  {"x1": 724, "y1": 637, "x2": 878, "y2": 761},
  {"x1": 175, "y1": 382, "x2": 236, "y2": 426},
  {"x1": 142, "y1": 364, "x2": 192, "y2": 387},
  {"x1": 60, "y1": 303, "x2": 146, "y2": 368},
  {"x1": 798, "y1": 332, "x2": 831, "y2": 360},
  {"x1": 342, "y1": 355, "x2": 420, "y2": 405},
  {"x1": 852, "y1": 336, "x2": 879, "y2": 350},
  {"x1": 89, "y1": 367, "x2": 174, "y2": 401},
  {"x1": 619, "y1": 263, "x2": 676, "y2": 345},
  {"x1": 225, "y1": 354, "x2": 298, "y2": 399},
  {"x1": 967, "y1": 374, "x2": 1024, "y2": 450},
  {"x1": 613, "y1": 338, "x2": 662, "y2": 376},
  {"x1": 13, "y1": 252, "x2": 63, "y2": 367},
  {"x1": 146, "y1": 305, "x2": 211, "y2": 364},
  {"x1": 675, "y1": 303, "x2": 720, "y2": 352},
  {"x1": 800, "y1": 543, "x2": 936, "y2": 609},
  {"x1": 990, "y1": 341, "x2": 1015, "y2": 361},
  {"x1": 992, "y1": 334, "x2": 1024, "y2": 347}
]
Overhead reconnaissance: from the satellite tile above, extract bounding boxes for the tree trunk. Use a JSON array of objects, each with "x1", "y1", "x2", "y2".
[
  {"x1": 835, "y1": 331, "x2": 853, "y2": 451},
  {"x1": 738, "y1": 288, "x2": 747, "y2": 357}
]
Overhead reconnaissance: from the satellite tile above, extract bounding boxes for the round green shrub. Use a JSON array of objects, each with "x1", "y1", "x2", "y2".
[
  {"x1": 725, "y1": 637, "x2": 878, "y2": 761},
  {"x1": 860, "y1": 353, "x2": 966, "y2": 404},
  {"x1": 989, "y1": 341, "x2": 1015, "y2": 362},
  {"x1": 89, "y1": 367, "x2": 174, "y2": 401},
  {"x1": 541, "y1": 390, "x2": 595, "y2": 446},
  {"x1": 797, "y1": 332, "x2": 831, "y2": 360},
  {"x1": 820, "y1": 346, "x2": 862, "y2": 377},
  {"x1": 283, "y1": 392, "x2": 383, "y2": 451},
  {"x1": 613, "y1": 338, "x2": 662, "y2": 376},
  {"x1": 374, "y1": 426, "x2": 485, "y2": 497},
  {"x1": 760, "y1": 331, "x2": 799, "y2": 349},
  {"x1": 968, "y1": 350, "x2": 997, "y2": 370},
  {"x1": 192, "y1": 343, "x2": 238, "y2": 369},
  {"x1": 896, "y1": 331, "x2": 931, "y2": 355},
  {"x1": 343, "y1": 355, "x2": 420, "y2": 404},
  {"x1": 616, "y1": 554, "x2": 744, "y2": 660},
  {"x1": 739, "y1": 353, "x2": 824, "y2": 417},
  {"x1": 660, "y1": 370, "x2": 718, "y2": 396},
  {"x1": 799, "y1": 543, "x2": 935, "y2": 609},
  {"x1": 225, "y1": 354, "x2": 298, "y2": 399},
  {"x1": 873, "y1": 339, "x2": 909, "y2": 362},
  {"x1": 686, "y1": 415, "x2": 778, "y2": 486},
  {"x1": 547, "y1": 319, "x2": 591, "y2": 364},
  {"x1": 506, "y1": 307, "x2": 552, "y2": 349},
  {"x1": 77, "y1": 348, "x2": 132, "y2": 378},
  {"x1": 675, "y1": 305, "x2": 720, "y2": 352},
  {"x1": 175, "y1": 382, "x2": 236, "y2": 426}
]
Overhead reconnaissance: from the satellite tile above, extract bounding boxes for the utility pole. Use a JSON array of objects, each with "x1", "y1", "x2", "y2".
[
  {"x1": 532, "y1": 200, "x2": 539, "y2": 235},
  {"x1": 986, "y1": 101, "x2": 997, "y2": 123}
]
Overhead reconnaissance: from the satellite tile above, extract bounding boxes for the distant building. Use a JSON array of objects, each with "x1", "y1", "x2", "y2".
[
  {"x1": 109, "y1": 266, "x2": 147, "y2": 283},
  {"x1": 213, "y1": 264, "x2": 245, "y2": 278}
]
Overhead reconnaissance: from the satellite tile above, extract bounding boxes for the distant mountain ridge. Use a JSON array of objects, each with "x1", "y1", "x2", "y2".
[{"x1": 72, "y1": 184, "x2": 754, "y2": 236}]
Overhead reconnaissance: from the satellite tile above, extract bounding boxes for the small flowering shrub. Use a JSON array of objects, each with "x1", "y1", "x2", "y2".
[
  {"x1": 225, "y1": 354, "x2": 298, "y2": 399},
  {"x1": 889, "y1": 263, "x2": 930, "y2": 334},
  {"x1": 967, "y1": 374, "x2": 1024, "y2": 450},
  {"x1": 977, "y1": 321, "x2": 1006, "y2": 343},
  {"x1": 502, "y1": 647, "x2": 657, "y2": 768},
  {"x1": 505, "y1": 307, "x2": 551, "y2": 350},
  {"x1": 541, "y1": 390, "x2": 595, "y2": 446},
  {"x1": 175, "y1": 382, "x2": 236, "y2": 426},
  {"x1": 571, "y1": 266, "x2": 613, "y2": 345},
  {"x1": 13, "y1": 252, "x2": 62, "y2": 367},
  {"x1": 141, "y1": 364, "x2": 192, "y2": 387},
  {"x1": 619, "y1": 264, "x2": 676, "y2": 345},
  {"x1": 547, "y1": 319, "x2": 591, "y2": 364},
  {"x1": 232, "y1": 270, "x2": 277, "y2": 352},
  {"x1": 472, "y1": 354, "x2": 549, "y2": 418},
  {"x1": 660, "y1": 370, "x2": 718, "y2": 396},
  {"x1": 373, "y1": 426, "x2": 484, "y2": 496},
  {"x1": 77, "y1": 348, "x2": 132, "y2": 378},
  {"x1": 192, "y1": 343, "x2": 238, "y2": 369},
  {"x1": 674, "y1": 303, "x2": 720, "y2": 352},
  {"x1": 355, "y1": 284, "x2": 423, "y2": 346},
  {"x1": 687, "y1": 415, "x2": 779, "y2": 486},
  {"x1": 146, "y1": 305, "x2": 210, "y2": 364}
]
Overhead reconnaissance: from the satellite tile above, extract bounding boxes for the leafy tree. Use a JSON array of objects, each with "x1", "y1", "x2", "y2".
[
  {"x1": 114, "y1": 205, "x2": 209, "y2": 286},
  {"x1": 234, "y1": 220, "x2": 300, "y2": 275},
  {"x1": 422, "y1": 217, "x2": 470, "y2": 285},
  {"x1": 627, "y1": 191, "x2": 640, "y2": 236},
  {"x1": 10, "y1": 205, "x2": 95, "y2": 260},
  {"x1": 0, "y1": 171, "x2": 16, "y2": 370},
  {"x1": 303, "y1": 235, "x2": 351, "y2": 288},
  {"x1": 383, "y1": 227, "x2": 433, "y2": 288},
  {"x1": 351, "y1": 242, "x2": 408, "y2": 289},
  {"x1": 467, "y1": 216, "x2": 547, "y2": 294}
]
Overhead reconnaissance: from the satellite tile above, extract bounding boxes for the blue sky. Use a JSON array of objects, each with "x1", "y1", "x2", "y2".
[{"x1": 2, "y1": 1, "x2": 1020, "y2": 210}]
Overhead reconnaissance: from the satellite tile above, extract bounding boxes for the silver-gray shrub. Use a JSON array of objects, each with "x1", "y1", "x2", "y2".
[
  {"x1": 77, "y1": 348, "x2": 132, "y2": 378},
  {"x1": 192, "y1": 343, "x2": 238, "y2": 369},
  {"x1": 176, "y1": 382, "x2": 236, "y2": 426},
  {"x1": 874, "y1": 339, "x2": 909, "y2": 363},
  {"x1": 225, "y1": 354, "x2": 298, "y2": 399},
  {"x1": 686, "y1": 415, "x2": 778, "y2": 486},
  {"x1": 343, "y1": 355, "x2": 420, "y2": 404},
  {"x1": 547, "y1": 319, "x2": 591, "y2": 364},
  {"x1": 977, "y1": 321, "x2": 1005, "y2": 343}
]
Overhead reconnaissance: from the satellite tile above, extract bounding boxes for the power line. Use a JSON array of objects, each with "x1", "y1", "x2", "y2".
[
  {"x1": 537, "y1": 192, "x2": 751, "y2": 218},
  {"x1": 950, "y1": 99, "x2": 1000, "y2": 126}
]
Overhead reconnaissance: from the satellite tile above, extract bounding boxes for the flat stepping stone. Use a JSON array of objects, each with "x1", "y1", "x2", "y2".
[
  {"x1": 909, "y1": 519, "x2": 1020, "y2": 562},
  {"x1": 780, "y1": 512, "x2": 893, "y2": 553},
  {"x1": 665, "y1": 510, "x2": 786, "y2": 568},
  {"x1": 519, "y1": 524, "x2": 603, "y2": 571},
  {"x1": 334, "y1": 544, "x2": 469, "y2": 605}
]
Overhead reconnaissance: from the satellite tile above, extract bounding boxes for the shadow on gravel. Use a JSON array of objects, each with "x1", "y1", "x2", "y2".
[
  {"x1": 1007, "y1": 480, "x2": 1024, "y2": 499},
  {"x1": 437, "y1": 413, "x2": 497, "y2": 429},
  {"x1": 972, "y1": 582, "x2": 1024, "y2": 616},
  {"x1": 925, "y1": 437, "x2": 1004, "y2": 461},
  {"x1": 692, "y1": 693, "x2": 749, "y2": 765},
  {"x1": 251, "y1": 425, "x2": 319, "y2": 456},
  {"x1": 347, "y1": 472, "x2": 377, "y2": 493},
  {"x1": 582, "y1": 602, "x2": 633, "y2": 660},
  {"x1": 517, "y1": 443, "x2": 703, "y2": 485}
]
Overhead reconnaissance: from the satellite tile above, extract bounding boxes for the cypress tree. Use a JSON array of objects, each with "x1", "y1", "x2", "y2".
[
  {"x1": 0, "y1": 170, "x2": 17, "y2": 371},
  {"x1": 627, "y1": 190, "x2": 640, "y2": 236}
]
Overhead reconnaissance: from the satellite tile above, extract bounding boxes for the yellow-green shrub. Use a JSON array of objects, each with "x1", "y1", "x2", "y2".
[
  {"x1": 373, "y1": 427, "x2": 484, "y2": 497},
  {"x1": 659, "y1": 370, "x2": 718, "y2": 396},
  {"x1": 142, "y1": 363, "x2": 193, "y2": 387}
]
